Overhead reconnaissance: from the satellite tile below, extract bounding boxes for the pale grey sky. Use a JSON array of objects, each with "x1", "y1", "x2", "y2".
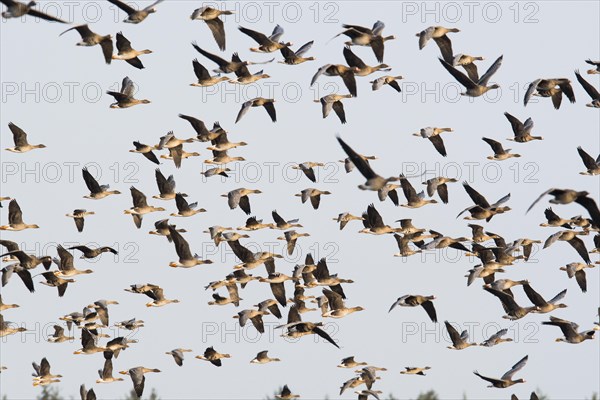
[{"x1": 1, "y1": 1, "x2": 599, "y2": 399}]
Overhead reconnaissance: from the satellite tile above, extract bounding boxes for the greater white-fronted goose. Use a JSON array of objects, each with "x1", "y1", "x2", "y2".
[
  {"x1": 46, "y1": 325, "x2": 73, "y2": 343},
  {"x1": 400, "y1": 366, "x2": 431, "y2": 376},
  {"x1": 333, "y1": 212, "x2": 364, "y2": 230},
  {"x1": 250, "y1": 350, "x2": 280, "y2": 364},
  {"x1": 190, "y1": 6, "x2": 233, "y2": 50},
  {"x1": 456, "y1": 182, "x2": 511, "y2": 222},
  {"x1": 395, "y1": 219, "x2": 426, "y2": 235},
  {"x1": 155, "y1": 130, "x2": 196, "y2": 150},
  {"x1": 161, "y1": 145, "x2": 198, "y2": 168},
  {"x1": 207, "y1": 283, "x2": 240, "y2": 306},
  {"x1": 5, "y1": 122, "x2": 46, "y2": 153},
  {"x1": 1, "y1": 264, "x2": 35, "y2": 293},
  {"x1": 439, "y1": 55, "x2": 503, "y2": 97},
  {"x1": 416, "y1": 26, "x2": 459, "y2": 63},
  {"x1": 370, "y1": 75, "x2": 403, "y2": 92},
  {"x1": 80, "y1": 384, "x2": 96, "y2": 400},
  {"x1": 255, "y1": 298, "x2": 283, "y2": 318},
  {"x1": 467, "y1": 224, "x2": 498, "y2": 243},
  {"x1": 60, "y1": 24, "x2": 113, "y2": 64},
  {"x1": 473, "y1": 355, "x2": 528, "y2": 388},
  {"x1": 168, "y1": 225, "x2": 213, "y2": 268},
  {"x1": 343, "y1": 46, "x2": 390, "y2": 77},
  {"x1": 522, "y1": 282, "x2": 567, "y2": 313},
  {"x1": 0, "y1": 295, "x2": 18, "y2": 311},
  {"x1": 540, "y1": 207, "x2": 573, "y2": 228},
  {"x1": 0, "y1": 199, "x2": 39, "y2": 231},
  {"x1": 178, "y1": 114, "x2": 222, "y2": 142},
  {"x1": 483, "y1": 286, "x2": 538, "y2": 320},
  {"x1": 69, "y1": 245, "x2": 117, "y2": 259},
  {"x1": 422, "y1": 176, "x2": 457, "y2": 204},
  {"x1": 171, "y1": 193, "x2": 206, "y2": 217},
  {"x1": 392, "y1": 233, "x2": 422, "y2": 257},
  {"x1": 39, "y1": 271, "x2": 74, "y2": 297},
  {"x1": 82, "y1": 167, "x2": 121, "y2": 200},
  {"x1": 338, "y1": 356, "x2": 368, "y2": 368},
  {"x1": 542, "y1": 316, "x2": 595, "y2": 343},
  {"x1": 585, "y1": 59, "x2": 600, "y2": 74},
  {"x1": 575, "y1": 71, "x2": 600, "y2": 108},
  {"x1": 359, "y1": 203, "x2": 399, "y2": 235},
  {"x1": 315, "y1": 94, "x2": 352, "y2": 123},
  {"x1": 0, "y1": 196, "x2": 11, "y2": 207},
  {"x1": 112, "y1": 32, "x2": 152, "y2": 69},
  {"x1": 31, "y1": 357, "x2": 62, "y2": 386},
  {"x1": 238, "y1": 217, "x2": 273, "y2": 231},
  {"x1": 339, "y1": 376, "x2": 381, "y2": 395},
  {"x1": 66, "y1": 209, "x2": 94, "y2": 232},
  {"x1": 0, "y1": 313, "x2": 27, "y2": 337},
  {"x1": 480, "y1": 328, "x2": 513, "y2": 347},
  {"x1": 130, "y1": 141, "x2": 159, "y2": 164},
  {"x1": 260, "y1": 272, "x2": 298, "y2": 306},
  {"x1": 73, "y1": 328, "x2": 106, "y2": 355},
  {"x1": 412, "y1": 127, "x2": 453, "y2": 157},
  {"x1": 87, "y1": 300, "x2": 118, "y2": 327},
  {"x1": 275, "y1": 384, "x2": 300, "y2": 399},
  {"x1": 233, "y1": 309, "x2": 268, "y2": 333},
  {"x1": 322, "y1": 288, "x2": 364, "y2": 318},
  {"x1": 190, "y1": 59, "x2": 230, "y2": 87},
  {"x1": 53, "y1": 245, "x2": 93, "y2": 277},
  {"x1": 222, "y1": 188, "x2": 262, "y2": 214},
  {"x1": 591, "y1": 234, "x2": 600, "y2": 253},
  {"x1": 355, "y1": 390, "x2": 383, "y2": 400},
  {"x1": 311, "y1": 64, "x2": 358, "y2": 97},
  {"x1": 422, "y1": 230, "x2": 469, "y2": 252},
  {"x1": 389, "y1": 295, "x2": 437, "y2": 322},
  {"x1": 206, "y1": 131, "x2": 247, "y2": 152},
  {"x1": 527, "y1": 188, "x2": 600, "y2": 227},
  {"x1": 192, "y1": 44, "x2": 272, "y2": 74},
  {"x1": 544, "y1": 230, "x2": 590, "y2": 264},
  {"x1": 141, "y1": 285, "x2": 180, "y2": 307},
  {"x1": 204, "y1": 149, "x2": 246, "y2": 164},
  {"x1": 108, "y1": 0, "x2": 163, "y2": 23},
  {"x1": 278, "y1": 305, "x2": 339, "y2": 348},
  {"x1": 236, "y1": 97, "x2": 276, "y2": 123},
  {"x1": 577, "y1": 146, "x2": 600, "y2": 175},
  {"x1": 195, "y1": 346, "x2": 231, "y2": 367},
  {"x1": 559, "y1": 262, "x2": 595, "y2": 293},
  {"x1": 295, "y1": 188, "x2": 331, "y2": 210},
  {"x1": 524, "y1": 78, "x2": 575, "y2": 109},
  {"x1": 279, "y1": 41, "x2": 315, "y2": 65},
  {"x1": 277, "y1": 230, "x2": 310, "y2": 255},
  {"x1": 1, "y1": 0, "x2": 67, "y2": 22},
  {"x1": 202, "y1": 166, "x2": 231, "y2": 178},
  {"x1": 271, "y1": 210, "x2": 302, "y2": 229},
  {"x1": 333, "y1": 21, "x2": 395, "y2": 62},
  {"x1": 337, "y1": 136, "x2": 398, "y2": 196},
  {"x1": 228, "y1": 67, "x2": 271, "y2": 85},
  {"x1": 239, "y1": 24, "x2": 290, "y2": 53},
  {"x1": 482, "y1": 137, "x2": 521, "y2": 160},
  {"x1": 165, "y1": 348, "x2": 193, "y2": 366},
  {"x1": 504, "y1": 112, "x2": 542, "y2": 142},
  {"x1": 152, "y1": 169, "x2": 183, "y2": 200},
  {"x1": 124, "y1": 186, "x2": 165, "y2": 228},
  {"x1": 452, "y1": 54, "x2": 485, "y2": 81},
  {"x1": 107, "y1": 76, "x2": 150, "y2": 108},
  {"x1": 114, "y1": 318, "x2": 144, "y2": 331},
  {"x1": 227, "y1": 239, "x2": 282, "y2": 270},
  {"x1": 119, "y1": 367, "x2": 161, "y2": 398},
  {"x1": 444, "y1": 321, "x2": 477, "y2": 350},
  {"x1": 399, "y1": 174, "x2": 438, "y2": 208}
]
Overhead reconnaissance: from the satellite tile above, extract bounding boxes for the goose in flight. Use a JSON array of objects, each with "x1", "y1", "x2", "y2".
[
  {"x1": 292, "y1": 162, "x2": 325, "y2": 183},
  {"x1": 473, "y1": 355, "x2": 528, "y2": 388},
  {"x1": 577, "y1": 146, "x2": 600, "y2": 175},
  {"x1": 370, "y1": 75, "x2": 403, "y2": 92},
  {"x1": 236, "y1": 98, "x2": 277, "y2": 123},
  {"x1": 190, "y1": 6, "x2": 233, "y2": 50},
  {"x1": 65, "y1": 209, "x2": 94, "y2": 233},
  {"x1": 527, "y1": 188, "x2": 600, "y2": 227},
  {"x1": 522, "y1": 282, "x2": 567, "y2": 313},
  {"x1": 416, "y1": 26, "x2": 460, "y2": 63},
  {"x1": 452, "y1": 54, "x2": 485, "y2": 82},
  {"x1": 585, "y1": 59, "x2": 600, "y2": 74},
  {"x1": 31, "y1": 357, "x2": 62, "y2": 386},
  {"x1": 483, "y1": 286, "x2": 539, "y2": 320},
  {"x1": 0, "y1": 199, "x2": 40, "y2": 231},
  {"x1": 171, "y1": 193, "x2": 206, "y2": 217},
  {"x1": 222, "y1": 188, "x2": 262, "y2": 214},
  {"x1": 53, "y1": 245, "x2": 93, "y2": 277},
  {"x1": 315, "y1": 94, "x2": 352, "y2": 124},
  {"x1": 295, "y1": 188, "x2": 332, "y2": 210},
  {"x1": 544, "y1": 230, "x2": 590, "y2": 264},
  {"x1": 444, "y1": 321, "x2": 477, "y2": 349},
  {"x1": 575, "y1": 70, "x2": 600, "y2": 107},
  {"x1": 119, "y1": 367, "x2": 161, "y2": 398},
  {"x1": 1, "y1": 0, "x2": 67, "y2": 22},
  {"x1": 190, "y1": 59, "x2": 230, "y2": 87},
  {"x1": 439, "y1": 55, "x2": 503, "y2": 97},
  {"x1": 129, "y1": 141, "x2": 159, "y2": 164},
  {"x1": 195, "y1": 346, "x2": 231, "y2": 367},
  {"x1": 82, "y1": 167, "x2": 121, "y2": 199},
  {"x1": 422, "y1": 177, "x2": 457, "y2": 204},
  {"x1": 5, "y1": 122, "x2": 46, "y2": 153},
  {"x1": 279, "y1": 41, "x2": 315, "y2": 65},
  {"x1": 192, "y1": 44, "x2": 273, "y2": 74},
  {"x1": 238, "y1": 24, "x2": 291, "y2": 53},
  {"x1": 342, "y1": 46, "x2": 391, "y2": 76},
  {"x1": 168, "y1": 225, "x2": 213, "y2": 268},
  {"x1": 275, "y1": 384, "x2": 300, "y2": 399},
  {"x1": 311, "y1": 64, "x2": 358, "y2": 97},
  {"x1": 456, "y1": 182, "x2": 511, "y2": 222},
  {"x1": 359, "y1": 204, "x2": 400, "y2": 235},
  {"x1": 165, "y1": 348, "x2": 193, "y2": 366},
  {"x1": 107, "y1": 77, "x2": 150, "y2": 109},
  {"x1": 504, "y1": 112, "x2": 542, "y2": 142},
  {"x1": 399, "y1": 174, "x2": 438, "y2": 208},
  {"x1": 542, "y1": 316, "x2": 596, "y2": 343},
  {"x1": 524, "y1": 78, "x2": 575, "y2": 109},
  {"x1": 480, "y1": 328, "x2": 513, "y2": 347},
  {"x1": 559, "y1": 262, "x2": 595, "y2": 293},
  {"x1": 333, "y1": 212, "x2": 364, "y2": 230},
  {"x1": 69, "y1": 245, "x2": 117, "y2": 259},
  {"x1": 250, "y1": 350, "x2": 280, "y2": 364},
  {"x1": 60, "y1": 24, "x2": 113, "y2": 64},
  {"x1": 400, "y1": 366, "x2": 431, "y2": 376},
  {"x1": 413, "y1": 127, "x2": 453, "y2": 157},
  {"x1": 482, "y1": 137, "x2": 521, "y2": 160},
  {"x1": 108, "y1": 0, "x2": 164, "y2": 23},
  {"x1": 389, "y1": 295, "x2": 437, "y2": 322},
  {"x1": 112, "y1": 32, "x2": 152, "y2": 70},
  {"x1": 124, "y1": 186, "x2": 165, "y2": 229},
  {"x1": 332, "y1": 20, "x2": 395, "y2": 62}
]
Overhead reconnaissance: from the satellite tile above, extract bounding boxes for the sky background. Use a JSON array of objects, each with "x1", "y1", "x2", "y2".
[{"x1": 1, "y1": 1, "x2": 599, "y2": 399}]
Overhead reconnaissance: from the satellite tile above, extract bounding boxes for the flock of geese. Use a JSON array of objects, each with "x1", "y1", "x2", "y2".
[{"x1": 1, "y1": 1, "x2": 599, "y2": 399}]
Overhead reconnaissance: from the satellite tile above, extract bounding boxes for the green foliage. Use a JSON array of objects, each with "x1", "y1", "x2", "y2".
[
  {"x1": 122, "y1": 388, "x2": 160, "y2": 400},
  {"x1": 415, "y1": 390, "x2": 440, "y2": 400},
  {"x1": 35, "y1": 386, "x2": 63, "y2": 400}
]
